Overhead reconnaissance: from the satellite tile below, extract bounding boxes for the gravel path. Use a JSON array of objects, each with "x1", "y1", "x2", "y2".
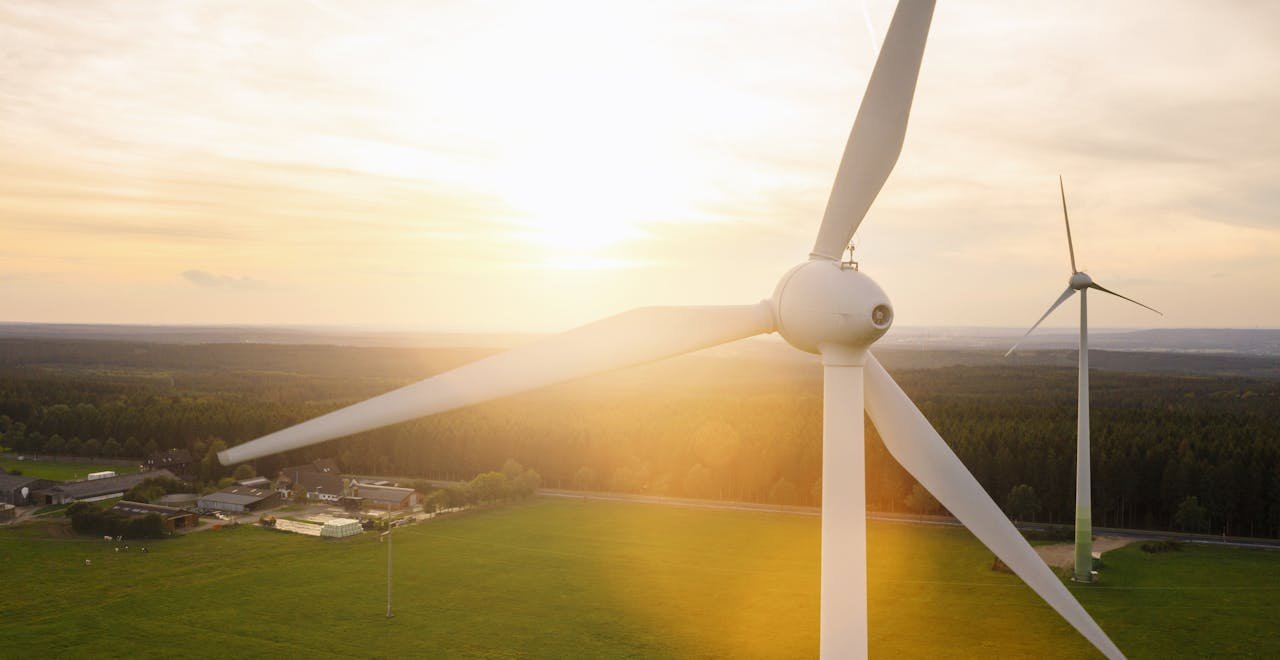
[{"x1": 1033, "y1": 535, "x2": 1139, "y2": 568}]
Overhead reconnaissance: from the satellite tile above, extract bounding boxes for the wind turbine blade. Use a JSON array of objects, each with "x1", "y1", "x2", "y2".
[
  {"x1": 809, "y1": 0, "x2": 935, "y2": 261},
  {"x1": 1060, "y1": 175, "x2": 1078, "y2": 273},
  {"x1": 863, "y1": 353, "x2": 1125, "y2": 660},
  {"x1": 1088, "y1": 283, "x2": 1162, "y2": 316},
  {"x1": 218, "y1": 303, "x2": 775, "y2": 465},
  {"x1": 1005, "y1": 286, "x2": 1076, "y2": 357}
]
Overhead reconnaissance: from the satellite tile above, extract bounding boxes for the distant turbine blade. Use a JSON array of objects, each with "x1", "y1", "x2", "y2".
[
  {"x1": 809, "y1": 0, "x2": 935, "y2": 261},
  {"x1": 1005, "y1": 286, "x2": 1076, "y2": 357},
  {"x1": 863, "y1": 353, "x2": 1125, "y2": 660},
  {"x1": 1088, "y1": 283, "x2": 1162, "y2": 316},
  {"x1": 1060, "y1": 175, "x2": 1078, "y2": 273},
  {"x1": 218, "y1": 303, "x2": 775, "y2": 465}
]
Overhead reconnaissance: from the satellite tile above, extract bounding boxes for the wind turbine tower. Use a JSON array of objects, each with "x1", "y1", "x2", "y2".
[
  {"x1": 221, "y1": 3, "x2": 1125, "y2": 657},
  {"x1": 1007, "y1": 176, "x2": 1161, "y2": 582}
]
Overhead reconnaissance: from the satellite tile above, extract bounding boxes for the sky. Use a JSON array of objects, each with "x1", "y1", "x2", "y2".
[{"x1": 2, "y1": 0, "x2": 1278, "y2": 333}]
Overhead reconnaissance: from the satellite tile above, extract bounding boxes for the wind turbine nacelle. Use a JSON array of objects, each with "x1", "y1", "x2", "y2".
[
  {"x1": 771, "y1": 260, "x2": 893, "y2": 354},
  {"x1": 1070, "y1": 271, "x2": 1093, "y2": 290}
]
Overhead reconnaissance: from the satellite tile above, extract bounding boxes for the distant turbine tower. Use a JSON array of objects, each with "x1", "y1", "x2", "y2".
[
  {"x1": 1006, "y1": 176, "x2": 1161, "y2": 583},
  {"x1": 222, "y1": 3, "x2": 1123, "y2": 658}
]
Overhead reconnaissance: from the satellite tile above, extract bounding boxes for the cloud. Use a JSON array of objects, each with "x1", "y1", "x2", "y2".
[{"x1": 180, "y1": 269, "x2": 264, "y2": 290}]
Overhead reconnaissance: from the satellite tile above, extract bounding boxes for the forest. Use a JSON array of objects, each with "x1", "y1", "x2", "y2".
[{"x1": 1, "y1": 337, "x2": 1278, "y2": 538}]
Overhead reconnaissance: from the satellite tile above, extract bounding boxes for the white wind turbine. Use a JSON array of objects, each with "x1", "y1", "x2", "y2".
[
  {"x1": 1006, "y1": 176, "x2": 1161, "y2": 583},
  {"x1": 220, "y1": 2, "x2": 1123, "y2": 657}
]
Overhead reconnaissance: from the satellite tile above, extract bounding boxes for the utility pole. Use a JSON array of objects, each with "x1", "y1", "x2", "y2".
[{"x1": 385, "y1": 501, "x2": 394, "y2": 619}]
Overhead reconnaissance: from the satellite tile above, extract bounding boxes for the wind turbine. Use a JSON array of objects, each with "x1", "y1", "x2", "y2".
[
  {"x1": 1006, "y1": 176, "x2": 1161, "y2": 583},
  {"x1": 220, "y1": 2, "x2": 1123, "y2": 658}
]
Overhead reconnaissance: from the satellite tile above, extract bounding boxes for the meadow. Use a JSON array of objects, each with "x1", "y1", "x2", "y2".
[
  {"x1": 0, "y1": 457, "x2": 138, "y2": 482},
  {"x1": 2, "y1": 498, "x2": 1276, "y2": 658}
]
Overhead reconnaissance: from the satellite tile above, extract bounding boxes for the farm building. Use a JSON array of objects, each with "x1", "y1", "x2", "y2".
[
  {"x1": 155, "y1": 493, "x2": 199, "y2": 507},
  {"x1": 1, "y1": 503, "x2": 15, "y2": 522},
  {"x1": 298, "y1": 471, "x2": 343, "y2": 502},
  {"x1": 280, "y1": 459, "x2": 341, "y2": 479},
  {"x1": 197, "y1": 486, "x2": 281, "y2": 513},
  {"x1": 1, "y1": 473, "x2": 54, "y2": 505},
  {"x1": 109, "y1": 501, "x2": 200, "y2": 531},
  {"x1": 145, "y1": 448, "x2": 193, "y2": 476},
  {"x1": 320, "y1": 518, "x2": 362, "y2": 538},
  {"x1": 350, "y1": 482, "x2": 419, "y2": 510},
  {"x1": 236, "y1": 477, "x2": 271, "y2": 490},
  {"x1": 278, "y1": 467, "x2": 344, "y2": 502},
  {"x1": 28, "y1": 470, "x2": 176, "y2": 506}
]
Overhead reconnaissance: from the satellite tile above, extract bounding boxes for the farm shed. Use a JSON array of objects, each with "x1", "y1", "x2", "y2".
[
  {"x1": 1, "y1": 473, "x2": 52, "y2": 505},
  {"x1": 110, "y1": 501, "x2": 200, "y2": 531},
  {"x1": 350, "y1": 483, "x2": 419, "y2": 510},
  {"x1": 29, "y1": 470, "x2": 176, "y2": 505},
  {"x1": 197, "y1": 486, "x2": 280, "y2": 513}
]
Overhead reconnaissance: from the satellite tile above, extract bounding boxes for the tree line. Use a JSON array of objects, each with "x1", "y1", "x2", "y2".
[{"x1": 1, "y1": 339, "x2": 1277, "y2": 538}]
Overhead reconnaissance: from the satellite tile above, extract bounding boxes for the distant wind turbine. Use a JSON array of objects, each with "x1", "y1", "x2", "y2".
[
  {"x1": 221, "y1": 3, "x2": 1123, "y2": 658},
  {"x1": 1006, "y1": 176, "x2": 1161, "y2": 583}
]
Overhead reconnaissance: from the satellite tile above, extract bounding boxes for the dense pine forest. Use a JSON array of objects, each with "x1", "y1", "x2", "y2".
[{"x1": 1, "y1": 337, "x2": 1278, "y2": 537}]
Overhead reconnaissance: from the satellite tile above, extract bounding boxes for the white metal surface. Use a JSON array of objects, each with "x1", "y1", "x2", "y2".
[
  {"x1": 219, "y1": 303, "x2": 774, "y2": 464},
  {"x1": 1076, "y1": 289, "x2": 1093, "y2": 581},
  {"x1": 819, "y1": 352, "x2": 867, "y2": 658},
  {"x1": 772, "y1": 261, "x2": 892, "y2": 354},
  {"x1": 216, "y1": 2, "x2": 1127, "y2": 657},
  {"x1": 810, "y1": 0, "x2": 935, "y2": 261},
  {"x1": 863, "y1": 353, "x2": 1123, "y2": 660},
  {"x1": 1008, "y1": 179, "x2": 1161, "y2": 588}
]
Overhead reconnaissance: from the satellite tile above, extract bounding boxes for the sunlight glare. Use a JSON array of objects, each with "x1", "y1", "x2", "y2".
[{"x1": 494, "y1": 125, "x2": 697, "y2": 252}]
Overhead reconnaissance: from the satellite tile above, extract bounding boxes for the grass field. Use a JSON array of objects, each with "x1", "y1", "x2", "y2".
[
  {"x1": 1, "y1": 458, "x2": 139, "y2": 482},
  {"x1": 1, "y1": 498, "x2": 1277, "y2": 658}
]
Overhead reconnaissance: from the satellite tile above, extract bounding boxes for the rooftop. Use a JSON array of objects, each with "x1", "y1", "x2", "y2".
[
  {"x1": 289, "y1": 470, "x2": 343, "y2": 495},
  {"x1": 354, "y1": 483, "x2": 415, "y2": 504},
  {"x1": 44, "y1": 470, "x2": 176, "y2": 499},
  {"x1": 199, "y1": 486, "x2": 276, "y2": 507},
  {"x1": 0, "y1": 473, "x2": 42, "y2": 490},
  {"x1": 110, "y1": 500, "x2": 192, "y2": 518},
  {"x1": 147, "y1": 448, "x2": 193, "y2": 466}
]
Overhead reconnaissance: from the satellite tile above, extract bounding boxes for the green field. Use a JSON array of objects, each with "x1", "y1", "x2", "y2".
[
  {"x1": 1, "y1": 458, "x2": 139, "y2": 482},
  {"x1": 1, "y1": 498, "x2": 1277, "y2": 658}
]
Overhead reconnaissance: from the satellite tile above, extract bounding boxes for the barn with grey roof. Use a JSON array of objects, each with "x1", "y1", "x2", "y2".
[
  {"x1": 197, "y1": 485, "x2": 281, "y2": 513},
  {"x1": 27, "y1": 470, "x2": 176, "y2": 506},
  {"x1": 1, "y1": 473, "x2": 54, "y2": 505}
]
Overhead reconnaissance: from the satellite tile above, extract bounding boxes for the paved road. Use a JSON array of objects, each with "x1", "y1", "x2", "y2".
[
  {"x1": 541, "y1": 488, "x2": 1280, "y2": 551},
  {"x1": 331, "y1": 475, "x2": 1280, "y2": 551}
]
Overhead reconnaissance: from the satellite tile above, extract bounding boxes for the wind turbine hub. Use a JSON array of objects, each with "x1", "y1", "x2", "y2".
[
  {"x1": 771, "y1": 260, "x2": 893, "y2": 354},
  {"x1": 1070, "y1": 272, "x2": 1093, "y2": 290}
]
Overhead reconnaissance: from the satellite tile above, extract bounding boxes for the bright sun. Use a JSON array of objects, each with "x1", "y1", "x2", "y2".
[
  {"x1": 333, "y1": 1, "x2": 719, "y2": 268},
  {"x1": 494, "y1": 119, "x2": 697, "y2": 255}
]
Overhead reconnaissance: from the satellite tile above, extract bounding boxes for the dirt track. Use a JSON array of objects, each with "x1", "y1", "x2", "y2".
[{"x1": 1034, "y1": 535, "x2": 1138, "y2": 568}]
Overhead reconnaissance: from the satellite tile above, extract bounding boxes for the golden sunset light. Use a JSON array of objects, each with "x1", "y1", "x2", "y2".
[
  {"x1": 3, "y1": 1, "x2": 1275, "y2": 330},
  {"x1": 2, "y1": 0, "x2": 1269, "y2": 330},
  {"x1": 3, "y1": 3, "x2": 1280, "y2": 659}
]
